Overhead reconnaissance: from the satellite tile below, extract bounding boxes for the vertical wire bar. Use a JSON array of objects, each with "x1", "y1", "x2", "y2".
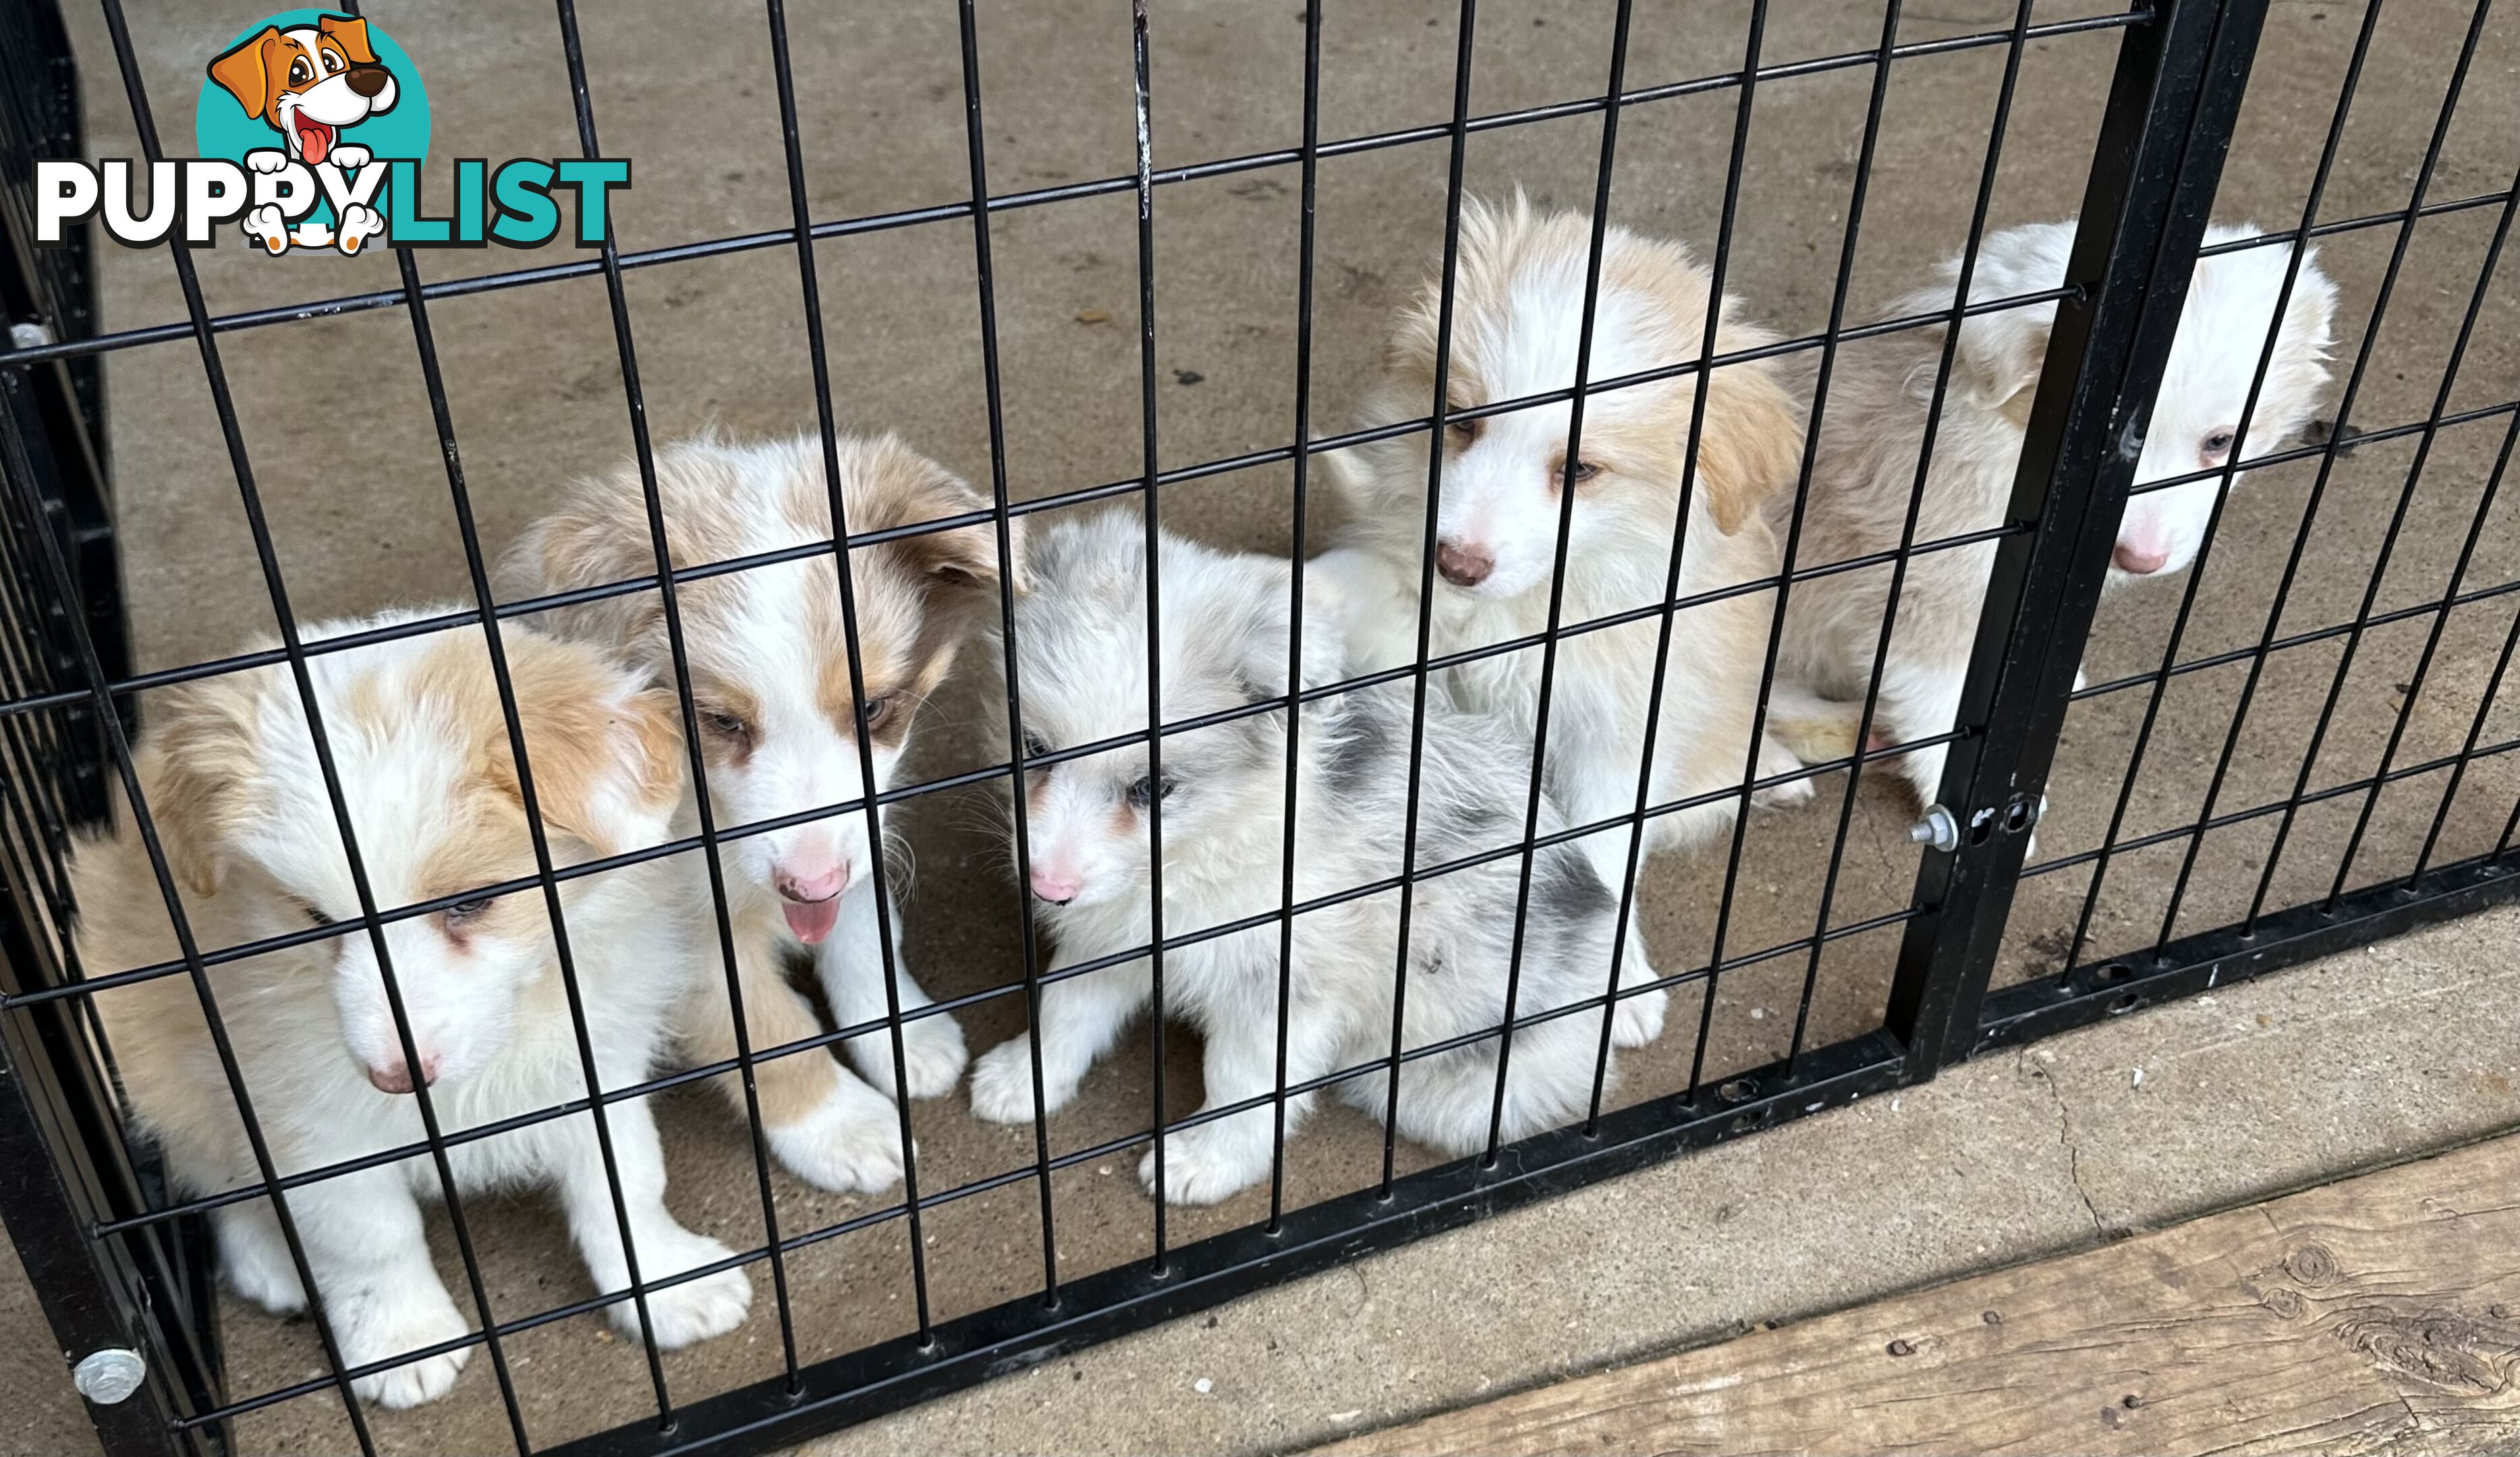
[
  {"x1": 0, "y1": 399, "x2": 376, "y2": 1455},
  {"x1": 94, "y1": 0, "x2": 546, "y2": 1433},
  {"x1": 760, "y1": 0, "x2": 939, "y2": 1350},
  {"x1": 2326, "y1": 188, "x2": 2520, "y2": 900},
  {"x1": 549, "y1": 0, "x2": 810, "y2": 1408},
  {"x1": 2408, "y1": 411, "x2": 2520, "y2": 882},
  {"x1": 1483, "y1": 0, "x2": 1641, "y2": 1160},
  {"x1": 1128, "y1": 0, "x2": 1170, "y2": 1262},
  {"x1": 2499, "y1": 770, "x2": 2520, "y2": 857},
  {"x1": 1785, "y1": 0, "x2": 2035, "y2": 1071},
  {"x1": 1265, "y1": 0, "x2": 1324, "y2": 1232},
  {"x1": 394, "y1": 228, "x2": 787, "y2": 1421},
  {"x1": 1378, "y1": 0, "x2": 1480, "y2": 1195},
  {"x1": 2273, "y1": 171, "x2": 2519, "y2": 913},
  {"x1": 2149, "y1": 0, "x2": 2495, "y2": 950},
  {"x1": 951, "y1": 0, "x2": 1062, "y2": 1305},
  {"x1": 2060, "y1": 0, "x2": 2384, "y2": 972},
  {"x1": 1678, "y1": 4, "x2": 1773, "y2": 1102}
]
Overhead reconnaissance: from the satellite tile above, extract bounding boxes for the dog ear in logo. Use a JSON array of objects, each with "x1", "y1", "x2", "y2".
[{"x1": 208, "y1": 13, "x2": 399, "y2": 256}]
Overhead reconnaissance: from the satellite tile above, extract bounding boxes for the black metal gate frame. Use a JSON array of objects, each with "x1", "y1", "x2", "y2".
[{"x1": 2, "y1": 0, "x2": 2517, "y2": 1454}]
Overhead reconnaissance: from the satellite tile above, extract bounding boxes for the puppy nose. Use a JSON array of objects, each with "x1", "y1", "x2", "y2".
[
  {"x1": 345, "y1": 65, "x2": 390, "y2": 97},
  {"x1": 1029, "y1": 868, "x2": 1082, "y2": 905},
  {"x1": 1435, "y1": 540, "x2": 1494, "y2": 588},
  {"x1": 2113, "y1": 542, "x2": 2171, "y2": 575},
  {"x1": 777, "y1": 865, "x2": 849, "y2": 903},
  {"x1": 367, "y1": 1054, "x2": 439, "y2": 1095}
]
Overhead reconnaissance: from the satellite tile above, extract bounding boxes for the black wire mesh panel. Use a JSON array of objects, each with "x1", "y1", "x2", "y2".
[{"x1": 0, "y1": 1, "x2": 2513, "y2": 1455}]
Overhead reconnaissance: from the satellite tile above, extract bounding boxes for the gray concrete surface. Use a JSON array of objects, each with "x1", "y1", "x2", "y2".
[{"x1": 4, "y1": 0, "x2": 2517, "y2": 1452}]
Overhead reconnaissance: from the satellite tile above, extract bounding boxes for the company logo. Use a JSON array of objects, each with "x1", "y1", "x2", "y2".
[{"x1": 34, "y1": 10, "x2": 630, "y2": 254}]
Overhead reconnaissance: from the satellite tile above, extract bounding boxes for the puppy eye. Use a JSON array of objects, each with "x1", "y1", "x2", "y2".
[
  {"x1": 1566, "y1": 459, "x2": 1603, "y2": 484},
  {"x1": 858, "y1": 695, "x2": 894, "y2": 731},
  {"x1": 1446, "y1": 417, "x2": 1480, "y2": 445},
  {"x1": 303, "y1": 903, "x2": 335, "y2": 929},
  {"x1": 324, "y1": 51, "x2": 343, "y2": 73},
  {"x1": 700, "y1": 709, "x2": 752, "y2": 739},
  {"x1": 1127, "y1": 775, "x2": 1175, "y2": 807},
  {"x1": 2202, "y1": 429, "x2": 2237, "y2": 457},
  {"x1": 288, "y1": 57, "x2": 312, "y2": 84},
  {"x1": 444, "y1": 898, "x2": 493, "y2": 925},
  {"x1": 1020, "y1": 729, "x2": 1050, "y2": 763}
]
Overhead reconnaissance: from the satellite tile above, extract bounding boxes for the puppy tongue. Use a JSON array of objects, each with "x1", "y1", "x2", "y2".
[
  {"x1": 296, "y1": 117, "x2": 331, "y2": 165},
  {"x1": 784, "y1": 898, "x2": 841, "y2": 944}
]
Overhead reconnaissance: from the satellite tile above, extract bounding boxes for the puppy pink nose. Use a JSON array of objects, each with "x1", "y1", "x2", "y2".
[
  {"x1": 367, "y1": 1054, "x2": 439, "y2": 1095},
  {"x1": 1435, "y1": 540, "x2": 1494, "y2": 588},
  {"x1": 2113, "y1": 541, "x2": 2171, "y2": 575},
  {"x1": 777, "y1": 866, "x2": 848, "y2": 903},
  {"x1": 1030, "y1": 868, "x2": 1084, "y2": 905}
]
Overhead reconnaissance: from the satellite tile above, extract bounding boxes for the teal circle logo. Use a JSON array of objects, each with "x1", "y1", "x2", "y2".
[{"x1": 194, "y1": 11, "x2": 428, "y2": 246}]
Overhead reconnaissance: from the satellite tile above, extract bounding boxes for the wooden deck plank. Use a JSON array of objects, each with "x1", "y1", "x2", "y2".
[{"x1": 1318, "y1": 1135, "x2": 2520, "y2": 1456}]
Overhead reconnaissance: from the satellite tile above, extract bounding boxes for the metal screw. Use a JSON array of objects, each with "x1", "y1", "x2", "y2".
[
  {"x1": 7, "y1": 321, "x2": 53, "y2": 351},
  {"x1": 1908, "y1": 805, "x2": 1959, "y2": 853},
  {"x1": 72, "y1": 1348, "x2": 146, "y2": 1404}
]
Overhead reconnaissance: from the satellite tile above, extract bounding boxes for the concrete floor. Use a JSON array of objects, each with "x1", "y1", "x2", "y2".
[{"x1": 7, "y1": 0, "x2": 2519, "y2": 1452}]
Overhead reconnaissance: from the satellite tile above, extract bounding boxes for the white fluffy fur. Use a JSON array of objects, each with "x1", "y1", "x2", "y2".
[
  {"x1": 1769, "y1": 221, "x2": 2339, "y2": 806},
  {"x1": 78, "y1": 611, "x2": 748, "y2": 1409},
  {"x1": 968, "y1": 513, "x2": 1652, "y2": 1206},
  {"x1": 1322, "y1": 196, "x2": 1811, "y2": 1000}
]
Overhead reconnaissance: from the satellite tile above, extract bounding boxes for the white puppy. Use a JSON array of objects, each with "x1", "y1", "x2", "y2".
[
  {"x1": 966, "y1": 513, "x2": 1635, "y2": 1205},
  {"x1": 1768, "y1": 221, "x2": 2338, "y2": 807},
  {"x1": 504, "y1": 433, "x2": 1018, "y2": 1195},
  {"x1": 1320, "y1": 194, "x2": 1809, "y2": 998},
  {"x1": 79, "y1": 612, "x2": 748, "y2": 1409}
]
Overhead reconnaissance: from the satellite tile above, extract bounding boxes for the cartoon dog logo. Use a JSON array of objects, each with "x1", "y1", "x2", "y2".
[{"x1": 207, "y1": 15, "x2": 396, "y2": 255}]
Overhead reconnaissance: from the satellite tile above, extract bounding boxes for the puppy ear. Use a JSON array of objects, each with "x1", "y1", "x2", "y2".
[
  {"x1": 503, "y1": 637, "x2": 684, "y2": 860},
  {"x1": 858, "y1": 440, "x2": 1024, "y2": 605},
  {"x1": 1951, "y1": 304, "x2": 2053, "y2": 426},
  {"x1": 207, "y1": 27, "x2": 281, "y2": 116},
  {"x1": 497, "y1": 467, "x2": 665, "y2": 655},
  {"x1": 316, "y1": 14, "x2": 379, "y2": 65},
  {"x1": 1693, "y1": 363, "x2": 1804, "y2": 535},
  {"x1": 141, "y1": 673, "x2": 266, "y2": 897}
]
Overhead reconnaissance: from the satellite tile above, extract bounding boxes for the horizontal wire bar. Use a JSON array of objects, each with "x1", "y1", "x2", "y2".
[
  {"x1": 0, "y1": 9, "x2": 2147, "y2": 374},
  {"x1": 2125, "y1": 397, "x2": 2519, "y2": 499}
]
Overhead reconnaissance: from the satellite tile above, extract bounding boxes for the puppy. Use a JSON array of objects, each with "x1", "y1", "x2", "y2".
[
  {"x1": 206, "y1": 14, "x2": 395, "y2": 254},
  {"x1": 1768, "y1": 221, "x2": 2338, "y2": 808},
  {"x1": 966, "y1": 513, "x2": 1633, "y2": 1205},
  {"x1": 1322, "y1": 194, "x2": 1808, "y2": 1003},
  {"x1": 80, "y1": 612, "x2": 748, "y2": 1408},
  {"x1": 504, "y1": 432, "x2": 1015, "y2": 1195}
]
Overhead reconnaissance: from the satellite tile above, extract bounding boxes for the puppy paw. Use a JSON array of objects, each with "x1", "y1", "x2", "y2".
[
  {"x1": 764, "y1": 1079, "x2": 909, "y2": 1195},
  {"x1": 329, "y1": 143, "x2": 372, "y2": 170},
  {"x1": 1611, "y1": 986, "x2": 1667, "y2": 1048},
  {"x1": 1138, "y1": 1129, "x2": 1265, "y2": 1207},
  {"x1": 1751, "y1": 775, "x2": 1816, "y2": 810},
  {"x1": 242, "y1": 204, "x2": 291, "y2": 254},
  {"x1": 335, "y1": 204, "x2": 384, "y2": 256},
  {"x1": 849, "y1": 1010, "x2": 969, "y2": 1102},
  {"x1": 617, "y1": 1230, "x2": 750, "y2": 1349},
  {"x1": 968, "y1": 1037, "x2": 1074, "y2": 1124},
  {"x1": 342, "y1": 1286, "x2": 470, "y2": 1409},
  {"x1": 221, "y1": 1240, "x2": 306, "y2": 1315},
  {"x1": 245, "y1": 148, "x2": 291, "y2": 175}
]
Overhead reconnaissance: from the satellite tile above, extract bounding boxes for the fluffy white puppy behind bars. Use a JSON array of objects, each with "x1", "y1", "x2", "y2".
[
  {"x1": 504, "y1": 433, "x2": 1019, "y2": 1196},
  {"x1": 1766, "y1": 220, "x2": 2338, "y2": 807},
  {"x1": 76, "y1": 613, "x2": 749, "y2": 1408},
  {"x1": 1317, "y1": 193, "x2": 1810, "y2": 1002},
  {"x1": 965, "y1": 512, "x2": 1637, "y2": 1206}
]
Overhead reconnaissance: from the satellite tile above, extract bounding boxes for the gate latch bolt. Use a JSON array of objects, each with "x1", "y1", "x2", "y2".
[{"x1": 1909, "y1": 805, "x2": 1960, "y2": 853}]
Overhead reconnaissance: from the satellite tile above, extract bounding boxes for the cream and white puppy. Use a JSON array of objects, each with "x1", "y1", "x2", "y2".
[
  {"x1": 968, "y1": 514, "x2": 1636, "y2": 1205},
  {"x1": 505, "y1": 434, "x2": 1016, "y2": 1195},
  {"x1": 1322, "y1": 194, "x2": 1808, "y2": 999},
  {"x1": 1768, "y1": 221, "x2": 2338, "y2": 807},
  {"x1": 80, "y1": 612, "x2": 747, "y2": 1409}
]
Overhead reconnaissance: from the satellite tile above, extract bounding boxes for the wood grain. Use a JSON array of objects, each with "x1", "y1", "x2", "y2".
[{"x1": 1319, "y1": 1134, "x2": 2520, "y2": 1456}]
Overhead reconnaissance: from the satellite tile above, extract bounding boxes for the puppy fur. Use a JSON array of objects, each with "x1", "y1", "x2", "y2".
[
  {"x1": 503, "y1": 432, "x2": 1015, "y2": 1195},
  {"x1": 79, "y1": 612, "x2": 747, "y2": 1409},
  {"x1": 1769, "y1": 221, "x2": 2338, "y2": 806},
  {"x1": 1322, "y1": 194, "x2": 1809, "y2": 994},
  {"x1": 966, "y1": 513, "x2": 1642, "y2": 1206}
]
